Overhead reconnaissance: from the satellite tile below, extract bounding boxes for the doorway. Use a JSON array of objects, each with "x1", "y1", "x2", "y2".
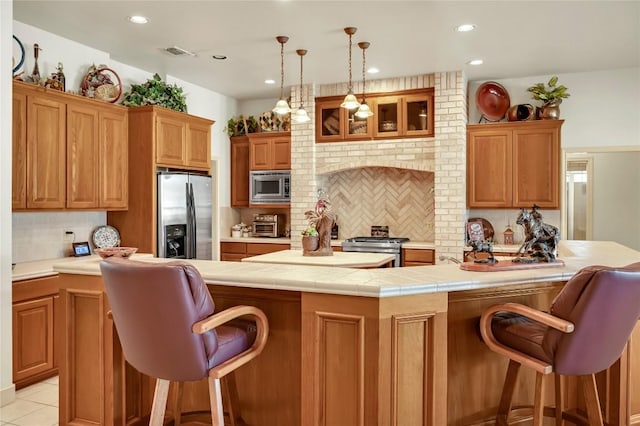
[{"x1": 565, "y1": 156, "x2": 593, "y2": 240}]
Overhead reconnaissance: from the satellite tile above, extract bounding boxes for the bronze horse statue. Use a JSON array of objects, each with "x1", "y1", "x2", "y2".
[
  {"x1": 513, "y1": 205, "x2": 560, "y2": 263},
  {"x1": 469, "y1": 239, "x2": 497, "y2": 264}
]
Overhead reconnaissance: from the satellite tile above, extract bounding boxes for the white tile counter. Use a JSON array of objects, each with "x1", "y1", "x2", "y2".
[
  {"x1": 52, "y1": 241, "x2": 640, "y2": 298},
  {"x1": 241, "y1": 249, "x2": 395, "y2": 268}
]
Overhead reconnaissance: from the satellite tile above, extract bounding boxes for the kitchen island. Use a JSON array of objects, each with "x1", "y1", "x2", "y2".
[
  {"x1": 241, "y1": 249, "x2": 395, "y2": 268},
  {"x1": 53, "y1": 241, "x2": 640, "y2": 426}
]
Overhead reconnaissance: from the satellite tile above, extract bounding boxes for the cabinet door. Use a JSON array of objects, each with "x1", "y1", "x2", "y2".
[
  {"x1": 156, "y1": 114, "x2": 187, "y2": 167},
  {"x1": 67, "y1": 103, "x2": 100, "y2": 208},
  {"x1": 372, "y1": 96, "x2": 401, "y2": 138},
  {"x1": 315, "y1": 99, "x2": 343, "y2": 142},
  {"x1": 272, "y1": 136, "x2": 291, "y2": 169},
  {"x1": 27, "y1": 95, "x2": 66, "y2": 208},
  {"x1": 12, "y1": 91, "x2": 27, "y2": 210},
  {"x1": 230, "y1": 137, "x2": 250, "y2": 207},
  {"x1": 13, "y1": 297, "x2": 54, "y2": 383},
  {"x1": 250, "y1": 138, "x2": 271, "y2": 170},
  {"x1": 186, "y1": 121, "x2": 211, "y2": 171},
  {"x1": 345, "y1": 108, "x2": 373, "y2": 140},
  {"x1": 512, "y1": 125, "x2": 560, "y2": 208},
  {"x1": 467, "y1": 129, "x2": 513, "y2": 208},
  {"x1": 403, "y1": 91, "x2": 434, "y2": 137},
  {"x1": 99, "y1": 109, "x2": 128, "y2": 209}
]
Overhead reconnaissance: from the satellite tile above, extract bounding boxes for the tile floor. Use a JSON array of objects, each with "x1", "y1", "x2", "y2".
[{"x1": 0, "y1": 376, "x2": 58, "y2": 426}]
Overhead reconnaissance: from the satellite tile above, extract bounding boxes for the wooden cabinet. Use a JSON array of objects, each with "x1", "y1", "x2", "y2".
[
  {"x1": 402, "y1": 248, "x2": 435, "y2": 266},
  {"x1": 315, "y1": 98, "x2": 373, "y2": 142},
  {"x1": 248, "y1": 132, "x2": 290, "y2": 170},
  {"x1": 315, "y1": 88, "x2": 434, "y2": 143},
  {"x1": 12, "y1": 275, "x2": 59, "y2": 389},
  {"x1": 467, "y1": 120, "x2": 562, "y2": 209},
  {"x1": 220, "y1": 241, "x2": 290, "y2": 261},
  {"x1": 155, "y1": 107, "x2": 212, "y2": 171},
  {"x1": 107, "y1": 106, "x2": 214, "y2": 254},
  {"x1": 230, "y1": 136, "x2": 250, "y2": 207},
  {"x1": 66, "y1": 101, "x2": 128, "y2": 209},
  {"x1": 12, "y1": 81, "x2": 128, "y2": 210}
]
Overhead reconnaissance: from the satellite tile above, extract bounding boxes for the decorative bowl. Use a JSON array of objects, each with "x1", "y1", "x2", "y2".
[
  {"x1": 95, "y1": 247, "x2": 138, "y2": 259},
  {"x1": 475, "y1": 81, "x2": 510, "y2": 121}
]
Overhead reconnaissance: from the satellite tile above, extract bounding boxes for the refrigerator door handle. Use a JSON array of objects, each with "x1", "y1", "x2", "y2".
[
  {"x1": 185, "y1": 182, "x2": 192, "y2": 259},
  {"x1": 188, "y1": 183, "x2": 197, "y2": 258}
]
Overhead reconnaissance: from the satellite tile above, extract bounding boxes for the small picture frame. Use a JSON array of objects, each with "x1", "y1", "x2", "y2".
[
  {"x1": 72, "y1": 242, "x2": 91, "y2": 257},
  {"x1": 466, "y1": 220, "x2": 485, "y2": 243}
]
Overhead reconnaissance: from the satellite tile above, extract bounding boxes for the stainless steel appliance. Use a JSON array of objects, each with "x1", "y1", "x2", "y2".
[
  {"x1": 157, "y1": 171, "x2": 212, "y2": 260},
  {"x1": 342, "y1": 237, "x2": 410, "y2": 267},
  {"x1": 250, "y1": 170, "x2": 290, "y2": 205},
  {"x1": 252, "y1": 213, "x2": 286, "y2": 237}
]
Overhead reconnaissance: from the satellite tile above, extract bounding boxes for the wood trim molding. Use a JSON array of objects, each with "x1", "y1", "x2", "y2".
[
  {"x1": 391, "y1": 312, "x2": 436, "y2": 426},
  {"x1": 315, "y1": 311, "x2": 365, "y2": 426},
  {"x1": 448, "y1": 282, "x2": 564, "y2": 303}
]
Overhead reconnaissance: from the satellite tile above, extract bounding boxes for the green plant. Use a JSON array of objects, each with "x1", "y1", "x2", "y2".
[
  {"x1": 527, "y1": 76, "x2": 570, "y2": 105},
  {"x1": 226, "y1": 115, "x2": 259, "y2": 137},
  {"x1": 121, "y1": 73, "x2": 187, "y2": 112},
  {"x1": 301, "y1": 225, "x2": 318, "y2": 237}
]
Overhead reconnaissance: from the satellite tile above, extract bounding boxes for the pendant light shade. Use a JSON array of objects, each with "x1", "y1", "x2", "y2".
[
  {"x1": 292, "y1": 49, "x2": 311, "y2": 124},
  {"x1": 340, "y1": 27, "x2": 360, "y2": 110},
  {"x1": 355, "y1": 41, "x2": 374, "y2": 118},
  {"x1": 272, "y1": 36, "x2": 291, "y2": 115}
]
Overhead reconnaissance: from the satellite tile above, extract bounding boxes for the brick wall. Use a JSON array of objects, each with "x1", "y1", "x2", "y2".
[{"x1": 290, "y1": 71, "x2": 466, "y2": 259}]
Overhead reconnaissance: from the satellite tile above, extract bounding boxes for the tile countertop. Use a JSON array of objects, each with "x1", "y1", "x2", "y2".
[
  {"x1": 52, "y1": 241, "x2": 640, "y2": 298},
  {"x1": 241, "y1": 250, "x2": 395, "y2": 268},
  {"x1": 13, "y1": 253, "x2": 153, "y2": 282},
  {"x1": 220, "y1": 237, "x2": 436, "y2": 250}
]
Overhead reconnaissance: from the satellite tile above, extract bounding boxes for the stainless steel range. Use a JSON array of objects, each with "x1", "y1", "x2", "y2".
[{"x1": 341, "y1": 237, "x2": 410, "y2": 267}]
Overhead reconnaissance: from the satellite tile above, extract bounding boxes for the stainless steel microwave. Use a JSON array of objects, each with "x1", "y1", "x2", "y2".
[{"x1": 250, "y1": 170, "x2": 291, "y2": 204}]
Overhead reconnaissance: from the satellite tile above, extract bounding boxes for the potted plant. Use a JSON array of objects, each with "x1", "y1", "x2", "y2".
[
  {"x1": 226, "y1": 115, "x2": 259, "y2": 137},
  {"x1": 526, "y1": 76, "x2": 570, "y2": 119},
  {"x1": 121, "y1": 73, "x2": 188, "y2": 112},
  {"x1": 301, "y1": 225, "x2": 319, "y2": 252}
]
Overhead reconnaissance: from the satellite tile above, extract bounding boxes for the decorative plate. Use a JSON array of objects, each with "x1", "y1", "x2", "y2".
[
  {"x1": 476, "y1": 81, "x2": 510, "y2": 122},
  {"x1": 92, "y1": 225, "x2": 121, "y2": 249}
]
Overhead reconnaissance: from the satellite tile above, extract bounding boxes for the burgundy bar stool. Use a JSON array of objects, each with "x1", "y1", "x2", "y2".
[
  {"x1": 100, "y1": 257, "x2": 269, "y2": 426},
  {"x1": 480, "y1": 262, "x2": 640, "y2": 426}
]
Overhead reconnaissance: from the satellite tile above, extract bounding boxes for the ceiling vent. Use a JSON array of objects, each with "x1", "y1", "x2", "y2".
[{"x1": 164, "y1": 46, "x2": 196, "y2": 57}]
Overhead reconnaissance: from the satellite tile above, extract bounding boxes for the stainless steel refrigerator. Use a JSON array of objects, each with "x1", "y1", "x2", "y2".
[{"x1": 157, "y1": 171, "x2": 212, "y2": 260}]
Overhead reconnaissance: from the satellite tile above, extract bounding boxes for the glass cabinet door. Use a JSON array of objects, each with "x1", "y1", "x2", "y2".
[
  {"x1": 373, "y1": 97, "x2": 401, "y2": 138},
  {"x1": 403, "y1": 92, "x2": 434, "y2": 137},
  {"x1": 315, "y1": 100, "x2": 344, "y2": 142},
  {"x1": 346, "y1": 107, "x2": 373, "y2": 140}
]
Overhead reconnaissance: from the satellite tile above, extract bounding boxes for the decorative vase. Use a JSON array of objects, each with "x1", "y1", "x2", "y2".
[
  {"x1": 302, "y1": 236, "x2": 320, "y2": 254},
  {"x1": 538, "y1": 101, "x2": 561, "y2": 120}
]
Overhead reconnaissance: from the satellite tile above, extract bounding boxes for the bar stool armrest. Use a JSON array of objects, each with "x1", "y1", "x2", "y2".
[{"x1": 480, "y1": 303, "x2": 574, "y2": 374}]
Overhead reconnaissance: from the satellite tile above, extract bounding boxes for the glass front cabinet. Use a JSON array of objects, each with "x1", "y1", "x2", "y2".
[{"x1": 316, "y1": 88, "x2": 434, "y2": 143}]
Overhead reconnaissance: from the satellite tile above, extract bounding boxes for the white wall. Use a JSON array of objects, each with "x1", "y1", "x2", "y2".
[{"x1": 1, "y1": 1, "x2": 16, "y2": 407}]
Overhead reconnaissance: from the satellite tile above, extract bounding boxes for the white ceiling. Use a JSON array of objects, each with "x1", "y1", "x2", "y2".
[{"x1": 12, "y1": 1, "x2": 640, "y2": 101}]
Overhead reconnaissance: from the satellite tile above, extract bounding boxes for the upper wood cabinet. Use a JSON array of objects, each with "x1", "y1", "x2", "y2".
[
  {"x1": 230, "y1": 136, "x2": 250, "y2": 208},
  {"x1": 315, "y1": 88, "x2": 434, "y2": 143},
  {"x1": 151, "y1": 107, "x2": 213, "y2": 171},
  {"x1": 248, "y1": 132, "x2": 290, "y2": 170},
  {"x1": 315, "y1": 98, "x2": 373, "y2": 142},
  {"x1": 12, "y1": 81, "x2": 128, "y2": 211},
  {"x1": 467, "y1": 120, "x2": 562, "y2": 209}
]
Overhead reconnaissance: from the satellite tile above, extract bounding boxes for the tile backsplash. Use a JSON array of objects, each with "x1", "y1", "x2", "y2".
[{"x1": 12, "y1": 211, "x2": 106, "y2": 262}]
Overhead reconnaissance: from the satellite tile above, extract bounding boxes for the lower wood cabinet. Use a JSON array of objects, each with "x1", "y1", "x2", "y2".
[
  {"x1": 12, "y1": 275, "x2": 59, "y2": 389},
  {"x1": 220, "y1": 241, "x2": 290, "y2": 261},
  {"x1": 402, "y1": 248, "x2": 435, "y2": 266}
]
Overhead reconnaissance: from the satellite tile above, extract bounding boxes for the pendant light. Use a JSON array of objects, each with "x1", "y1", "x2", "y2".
[
  {"x1": 272, "y1": 36, "x2": 291, "y2": 115},
  {"x1": 340, "y1": 27, "x2": 360, "y2": 110},
  {"x1": 292, "y1": 49, "x2": 311, "y2": 124},
  {"x1": 355, "y1": 41, "x2": 374, "y2": 119}
]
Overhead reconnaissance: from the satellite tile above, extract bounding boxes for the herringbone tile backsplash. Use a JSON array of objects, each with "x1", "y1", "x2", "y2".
[{"x1": 328, "y1": 167, "x2": 435, "y2": 241}]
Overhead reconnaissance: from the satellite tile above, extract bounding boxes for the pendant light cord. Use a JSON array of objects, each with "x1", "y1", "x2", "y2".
[
  {"x1": 299, "y1": 51, "x2": 304, "y2": 108},
  {"x1": 280, "y1": 40, "x2": 285, "y2": 100},
  {"x1": 361, "y1": 45, "x2": 366, "y2": 102},
  {"x1": 347, "y1": 32, "x2": 353, "y2": 92}
]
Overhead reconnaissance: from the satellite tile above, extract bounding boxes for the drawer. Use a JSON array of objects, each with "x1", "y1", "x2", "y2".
[
  {"x1": 220, "y1": 253, "x2": 247, "y2": 262},
  {"x1": 402, "y1": 249, "x2": 435, "y2": 263},
  {"x1": 220, "y1": 242, "x2": 246, "y2": 255},
  {"x1": 246, "y1": 243, "x2": 290, "y2": 256}
]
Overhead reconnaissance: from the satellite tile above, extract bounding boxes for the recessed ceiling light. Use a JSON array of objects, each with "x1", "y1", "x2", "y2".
[
  {"x1": 367, "y1": 67, "x2": 380, "y2": 74},
  {"x1": 127, "y1": 15, "x2": 148, "y2": 24},
  {"x1": 467, "y1": 59, "x2": 483, "y2": 66},
  {"x1": 212, "y1": 55, "x2": 227, "y2": 60},
  {"x1": 264, "y1": 79, "x2": 276, "y2": 85},
  {"x1": 456, "y1": 24, "x2": 476, "y2": 32}
]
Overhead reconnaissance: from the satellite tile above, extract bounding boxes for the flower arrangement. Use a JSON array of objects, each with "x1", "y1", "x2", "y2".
[{"x1": 301, "y1": 225, "x2": 319, "y2": 237}]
